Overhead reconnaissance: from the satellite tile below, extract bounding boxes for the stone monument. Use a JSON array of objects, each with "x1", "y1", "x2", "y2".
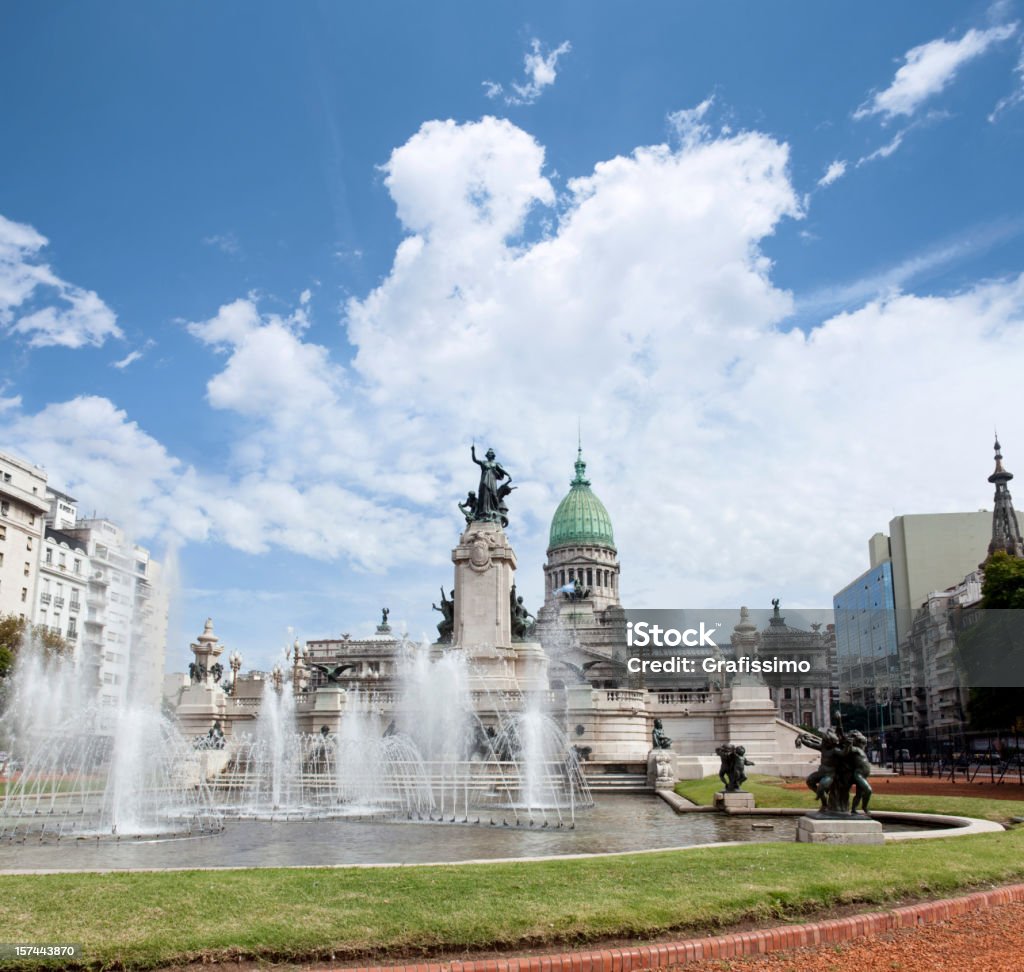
[
  {"x1": 448, "y1": 446, "x2": 547, "y2": 692},
  {"x1": 646, "y1": 718, "x2": 677, "y2": 789},
  {"x1": 794, "y1": 728, "x2": 883, "y2": 844},
  {"x1": 713, "y1": 742, "x2": 756, "y2": 810}
]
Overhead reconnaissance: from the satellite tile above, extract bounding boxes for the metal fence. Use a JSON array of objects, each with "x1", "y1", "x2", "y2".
[{"x1": 869, "y1": 727, "x2": 1024, "y2": 784}]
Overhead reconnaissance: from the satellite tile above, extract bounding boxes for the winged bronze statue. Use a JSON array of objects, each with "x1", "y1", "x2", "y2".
[{"x1": 313, "y1": 663, "x2": 357, "y2": 684}]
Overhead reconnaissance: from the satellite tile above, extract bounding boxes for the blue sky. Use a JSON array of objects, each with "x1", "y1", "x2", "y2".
[{"x1": 3, "y1": 1, "x2": 1024, "y2": 671}]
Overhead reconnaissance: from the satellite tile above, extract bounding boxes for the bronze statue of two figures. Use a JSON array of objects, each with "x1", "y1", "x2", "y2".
[
  {"x1": 716, "y1": 743, "x2": 754, "y2": 792},
  {"x1": 796, "y1": 727, "x2": 873, "y2": 815}
]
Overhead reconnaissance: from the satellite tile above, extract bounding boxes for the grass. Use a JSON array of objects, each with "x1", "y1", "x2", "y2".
[
  {"x1": 673, "y1": 774, "x2": 1024, "y2": 824},
  {"x1": 2, "y1": 823, "x2": 1024, "y2": 969}
]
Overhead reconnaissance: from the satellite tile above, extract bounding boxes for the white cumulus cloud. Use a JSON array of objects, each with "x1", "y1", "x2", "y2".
[
  {"x1": 0, "y1": 213, "x2": 123, "y2": 349},
  {"x1": 484, "y1": 38, "x2": 571, "y2": 106},
  {"x1": 817, "y1": 160, "x2": 848, "y2": 187},
  {"x1": 854, "y1": 23, "x2": 1017, "y2": 121},
  {"x1": 9, "y1": 111, "x2": 1024, "y2": 640}
]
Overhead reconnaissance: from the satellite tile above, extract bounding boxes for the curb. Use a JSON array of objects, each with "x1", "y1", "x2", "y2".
[{"x1": 337, "y1": 883, "x2": 1024, "y2": 971}]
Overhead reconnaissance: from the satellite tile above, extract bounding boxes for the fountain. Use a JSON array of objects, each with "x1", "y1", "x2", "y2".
[
  {"x1": 199, "y1": 641, "x2": 591, "y2": 824},
  {"x1": 0, "y1": 645, "x2": 222, "y2": 839}
]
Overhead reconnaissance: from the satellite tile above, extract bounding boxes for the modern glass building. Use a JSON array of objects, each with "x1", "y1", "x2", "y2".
[{"x1": 833, "y1": 561, "x2": 900, "y2": 731}]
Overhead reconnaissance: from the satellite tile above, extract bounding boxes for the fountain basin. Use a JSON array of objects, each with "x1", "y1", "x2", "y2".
[{"x1": 0, "y1": 795, "x2": 997, "y2": 873}]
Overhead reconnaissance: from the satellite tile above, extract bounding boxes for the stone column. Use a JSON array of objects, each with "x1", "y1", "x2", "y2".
[{"x1": 451, "y1": 521, "x2": 517, "y2": 652}]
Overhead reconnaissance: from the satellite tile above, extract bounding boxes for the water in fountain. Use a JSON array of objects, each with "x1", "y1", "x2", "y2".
[
  {"x1": 211, "y1": 682, "x2": 434, "y2": 818},
  {"x1": 0, "y1": 645, "x2": 221, "y2": 839},
  {"x1": 203, "y1": 640, "x2": 591, "y2": 825},
  {"x1": 393, "y1": 641, "x2": 593, "y2": 824}
]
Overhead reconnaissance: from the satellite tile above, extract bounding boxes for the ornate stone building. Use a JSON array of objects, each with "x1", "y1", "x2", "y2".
[
  {"x1": 533, "y1": 448, "x2": 627, "y2": 689},
  {"x1": 758, "y1": 602, "x2": 832, "y2": 728}
]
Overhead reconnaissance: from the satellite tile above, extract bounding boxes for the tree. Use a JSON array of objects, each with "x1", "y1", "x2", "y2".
[
  {"x1": 958, "y1": 552, "x2": 1024, "y2": 730},
  {"x1": 835, "y1": 702, "x2": 868, "y2": 733},
  {"x1": 0, "y1": 613, "x2": 70, "y2": 680},
  {"x1": 979, "y1": 551, "x2": 1024, "y2": 608}
]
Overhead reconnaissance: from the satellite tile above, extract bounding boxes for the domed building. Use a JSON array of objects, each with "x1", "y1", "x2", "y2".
[{"x1": 535, "y1": 448, "x2": 629, "y2": 689}]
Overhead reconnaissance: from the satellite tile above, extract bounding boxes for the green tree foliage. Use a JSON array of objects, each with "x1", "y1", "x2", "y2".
[
  {"x1": 980, "y1": 551, "x2": 1024, "y2": 609},
  {"x1": 0, "y1": 613, "x2": 70, "y2": 680},
  {"x1": 835, "y1": 702, "x2": 869, "y2": 733},
  {"x1": 960, "y1": 552, "x2": 1024, "y2": 730}
]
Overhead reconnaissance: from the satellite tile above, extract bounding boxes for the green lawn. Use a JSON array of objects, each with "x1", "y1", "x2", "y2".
[
  {"x1": 2, "y1": 823, "x2": 1024, "y2": 969},
  {"x1": 674, "y1": 774, "x2": 1024, "y2": 823}
]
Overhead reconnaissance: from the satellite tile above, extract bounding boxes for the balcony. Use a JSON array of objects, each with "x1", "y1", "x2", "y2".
[
  {"x1": 39, "y1": 592, "x2": 51, "y2": 604},
  {"x1": 69, "y1": 600, "x2": 80, "y2": 613},
  {"x1": 67, "y1": 630, "x2": 78, "y2": 641},
  {"x1": 53, "y1": 597, "x2": 65, "y2": 609}
]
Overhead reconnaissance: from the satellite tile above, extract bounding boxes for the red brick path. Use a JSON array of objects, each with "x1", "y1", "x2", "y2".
[{"x1": 332, "y1": 884, "x2": 1024, "y2": 972}]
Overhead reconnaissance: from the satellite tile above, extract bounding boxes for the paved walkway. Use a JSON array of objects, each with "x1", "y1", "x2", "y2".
[
  {"x1": 679, "y1": 897, "x2": 1024, "y2": 970},
  {"x1": 328, "y1": 884, "x2": 1024, "y2": 972}
]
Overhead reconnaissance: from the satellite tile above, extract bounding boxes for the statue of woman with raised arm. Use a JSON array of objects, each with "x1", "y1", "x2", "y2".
[{"x1": 470, "y1": 445, "x2": 511, "y2": 523}]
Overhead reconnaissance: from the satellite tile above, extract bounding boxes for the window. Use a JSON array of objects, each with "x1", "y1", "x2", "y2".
[
  {"x1": 802, "y1": 712, "x2": 814, "y2": 727},
  {"x1": 45, "y1": 548, "x2": 52, "y2": 564},
  {"x1": 0, "y1": 501, "x2": 8, "y2": 517},
  {"x1": 0, "y1": 552, "x2": 3, "y2": 567},
  {"x1": 783, "y1": 688, "x2": 792, "y2": 700},
  {"x1": 59, "y1": 553, "x2": 66, "y2": 570},
  {"x1": 20, "y1": 588, "x2": 27, "y2": 602},
  {"x1": 26, "y1": 536, "x2": 32, "y2": 550},
  {"x1": 24, "y1": 562, "x2": 30, "y2": 576},
  {"x1": 1, "y1": 472, "x2": 10, "y2": 483},
  {"x1": 0, "y1": 524, "x2": 5, "y2": 539},
  {"x1": 803, "y1": 687, "x2": 812, "y2": 699},
  {"x1": 73, "y1": 558, "x2": 81, "y2": 575}
]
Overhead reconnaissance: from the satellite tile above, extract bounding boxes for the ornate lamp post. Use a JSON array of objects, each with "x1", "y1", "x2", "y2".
[
  {"x1": 271, "y1": 663, "x2": 284, "y2": 694},
  {"x1": 229, "y1": 650, "x2": 242, "y2": 693},
  {"x1": 290, "y1": 637, "x2": 308, "y2": 694}
]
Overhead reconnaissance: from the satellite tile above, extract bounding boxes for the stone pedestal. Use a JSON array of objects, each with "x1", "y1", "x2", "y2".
[
  {"x1": 452, "y1": 521, "x2": 517, "y2": 652},
  {"x1": 309, "y1": 686, "x2": 346, "y2": 735},
  {"x1": 795, "y1": 813, "x2": 884, "y2": 844},
  {"x1": 567, "y1": 686, "x2": 649, "y2": 764},
  {"x1": 176, "y1": 683, "x2": 227, "y2": 737},
  {"x1": 720, "y1": 684, "x2": 780, "y2": 761},
  {"x1": 647, "y1": 749, "x2": 677, "y2": 789},
  {"x1": 715, "y1": 790, "x2": 755, "y2": 810}
]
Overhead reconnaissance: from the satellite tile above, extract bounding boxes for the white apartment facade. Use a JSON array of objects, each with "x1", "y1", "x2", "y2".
[
  {"x1": 64, "y1": 518, "x2": 168, "y2": 712},
  {"x1": 0, "y1": 451, "x2": 49, "y2": 622}
]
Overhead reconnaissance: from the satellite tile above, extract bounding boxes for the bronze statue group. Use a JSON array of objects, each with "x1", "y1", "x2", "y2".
[
  {"x1": 716, "y1": 743, "x2": 754, "y2": 792},
  {"x1": 796, "y1": 726, "x2": 873, "y2": 814}
]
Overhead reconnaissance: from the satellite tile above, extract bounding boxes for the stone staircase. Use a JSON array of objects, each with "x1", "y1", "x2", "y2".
[{"x1": 583, "y1": 770, "x2": 651, "y2": 793}]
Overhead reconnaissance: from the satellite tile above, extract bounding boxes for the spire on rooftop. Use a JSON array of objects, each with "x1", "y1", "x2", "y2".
[{"x1": 986, "y1": 436, "x2": 1024, "y2": 560}]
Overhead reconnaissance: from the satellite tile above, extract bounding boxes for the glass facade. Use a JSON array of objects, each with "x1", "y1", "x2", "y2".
[{"x1": 833, "y1": 561, "x2": 900, "y2": 728}]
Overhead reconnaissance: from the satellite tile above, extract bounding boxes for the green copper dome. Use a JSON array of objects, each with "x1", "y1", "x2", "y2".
[{"x1": 548, "y1": 450, "x2": 616, "y2": 550}]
